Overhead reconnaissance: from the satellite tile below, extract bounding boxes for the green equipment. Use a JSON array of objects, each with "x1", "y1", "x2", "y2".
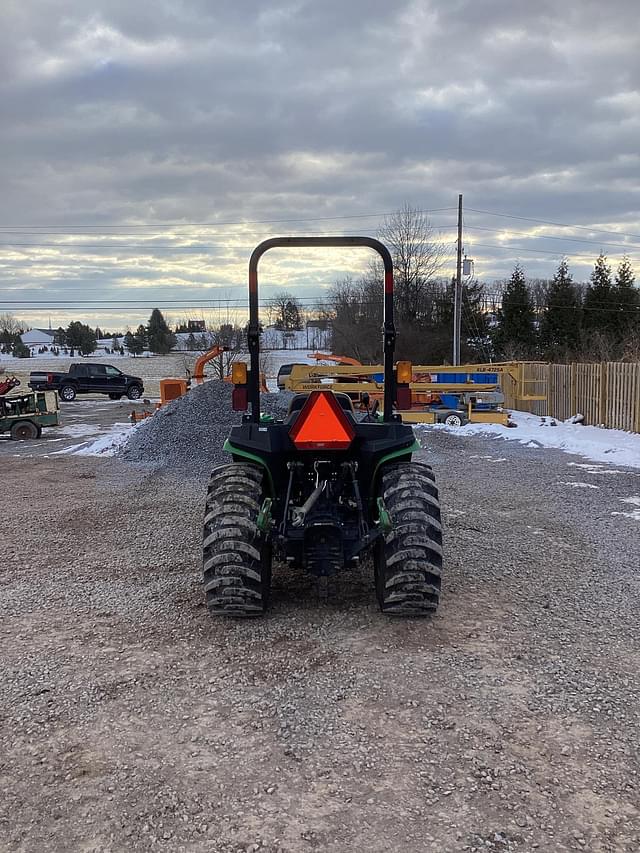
[
  {"x1": 203, "y1": 237, "x2": 443, "y2": 617},
  {"x1": 0, "y1": 391, "x2": 60, "y2": 440}
]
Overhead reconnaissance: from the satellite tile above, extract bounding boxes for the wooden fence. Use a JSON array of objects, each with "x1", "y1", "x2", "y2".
[{"x1": 503, "y1": 362, "x2": 640, "y2": 432}]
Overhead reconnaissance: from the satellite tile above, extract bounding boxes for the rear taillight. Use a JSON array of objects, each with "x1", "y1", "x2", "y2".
[
  {"x1": 232, "y1": 386, "x2": 248, "y2": 411},
  {"x1": 47, "y1": 373, "x2": 54, "y2": 383}
]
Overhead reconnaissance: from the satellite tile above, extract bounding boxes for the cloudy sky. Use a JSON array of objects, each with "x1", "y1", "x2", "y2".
[{"x1": 1, "y1": 0, "x2": 639, "y2": 330}]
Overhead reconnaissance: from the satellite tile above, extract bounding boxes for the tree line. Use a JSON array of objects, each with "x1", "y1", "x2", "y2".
[
  {"x1": 324, "y1": 205, "x2": 639, "y2": 364},
  {"x1": 1, "y1": 308, "x2": 178, "y2": 358},
  {"x1": 494, "y1": 254, "x2": 638, "y2": 362}
]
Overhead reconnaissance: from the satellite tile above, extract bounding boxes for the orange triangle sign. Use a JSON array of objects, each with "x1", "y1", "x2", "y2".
[{"x1": 290, "y1": 391, "x2": 355, "y2": 450}]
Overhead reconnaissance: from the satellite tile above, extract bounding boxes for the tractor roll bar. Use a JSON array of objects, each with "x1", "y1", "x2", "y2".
[{"x1": 247, "y1": 237, "x2": 396, "y2": 422}]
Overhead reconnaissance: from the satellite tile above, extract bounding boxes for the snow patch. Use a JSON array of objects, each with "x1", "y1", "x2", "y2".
[
  {"x1": 418, "y1": 410, "x2": 640, "y2": 470},
  {"x1": 54, "y1": 423, "x2": 133, "y2": 457},
  {"x1": 612, "y1": 496, "x2": 640, "y2": 521},
  {"x1": 58, "y1": 424, "x2": 102, "y2": 438},
  {"x1": 559, "y1": 481, "x2": 600, "y2": 489}
]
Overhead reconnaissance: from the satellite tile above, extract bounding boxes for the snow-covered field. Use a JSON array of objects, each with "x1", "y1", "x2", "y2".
[{"x1": 417, "y1": 410, "x2": 640, "y2": 470}]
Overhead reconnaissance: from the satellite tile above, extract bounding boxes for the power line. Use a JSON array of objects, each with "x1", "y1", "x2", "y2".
[
  {"x1": 469, "y1": 242, "x2": 638, "y2": 262},
  {"x1": 3, "y1": 298, "x2": 638, "y2": 313},
  {"x1": 0, "y1": 227, "x2": 457, "y2": 251},
  {"x1": 464, "y1": 224, "x2": 640, "y2": 252},
  {"x1": 465, "y1": 207, "x2": 640, "y2": 242},
  {"x1": 0, "y1": 207, "x2": 458, "y2": 231}
]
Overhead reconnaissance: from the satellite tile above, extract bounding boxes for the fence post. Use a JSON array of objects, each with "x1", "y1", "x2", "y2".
[
  {"x1": 599, "y1": 362, "x2": 607, "y2": 427},
  {"x1": 547, "y1": 363, "x2": 554, "y2": 418},
  {"x1": 570, "y1": 362, "x2": 577, "y2": 416},
  {"x1": 635, "y1": 364, "x2": 640, "y2": 433}
]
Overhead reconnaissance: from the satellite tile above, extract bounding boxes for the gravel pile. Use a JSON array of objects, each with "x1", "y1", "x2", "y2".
[{"x1": 118, "y1": 380, "x2": 292, "y2": 477}]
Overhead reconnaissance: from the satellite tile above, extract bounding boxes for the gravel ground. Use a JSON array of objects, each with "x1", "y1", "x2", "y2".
[
  {"x1": 1, "y1": 422, "x2": 639, "y2": 852},
  {"x1": 119, "y1": 382, "x2": 292, "y2": 476}
]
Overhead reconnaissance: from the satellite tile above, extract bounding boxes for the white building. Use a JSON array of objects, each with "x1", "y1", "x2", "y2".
[{"x1": 21, "y1": 329, "x2": 55, "y2": 347}]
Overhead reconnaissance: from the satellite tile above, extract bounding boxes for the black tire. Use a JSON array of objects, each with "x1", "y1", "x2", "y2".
[
  {"x1": 374, "y1": 461, "x2": 443, "y2": 615},
  {"x1": 10, "y1": 420, "x2": 39, "y2": 440},
  {"x1": 443, "y1": 412, "x2": 463, "y2": 427},
  {"x1": 203, "y1": 463, "x2": 272, "y2": 617},
  {"x1": 108, "y1": 393, "x2": 123, "y2": 400},
  {"x1": 59, "y1": 384, "x2": 77, "y2": 402},
  {"x1": 126, "y1": 385, "x2": 142, "y2": 400}
]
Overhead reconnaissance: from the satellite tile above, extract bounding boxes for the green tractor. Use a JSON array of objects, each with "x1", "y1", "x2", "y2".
[{"x1": 203, "y1": 237, "x2": 442, "y2": 616}]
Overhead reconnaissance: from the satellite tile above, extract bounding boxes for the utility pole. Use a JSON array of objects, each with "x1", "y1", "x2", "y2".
[{"x1": 453, "y1": 193, "x2": 463, "y2": 365}]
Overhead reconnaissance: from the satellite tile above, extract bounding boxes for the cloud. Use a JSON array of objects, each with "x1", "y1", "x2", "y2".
[{"x1": 0, "y1": 0, "x2": 638, "y2": 328}]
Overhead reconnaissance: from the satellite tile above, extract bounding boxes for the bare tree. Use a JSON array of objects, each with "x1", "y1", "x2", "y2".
[
  {"x1": 206, "y1": 324, "x2": 248, "y2": 379},
  {"x1": 266, "y1": 290, "x2": 303, "y2": 331},
  {"x1": 328, "y1": 275, "x2": 384, "y2": 362},
  {"x1": 377, "y1": 203, "x2": 448, "y2": 320},
  {"x1": 0, "y1": 312, "x2": 25, "y2": 334}
]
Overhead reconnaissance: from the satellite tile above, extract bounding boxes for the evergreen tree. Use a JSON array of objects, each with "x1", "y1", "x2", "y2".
[
  {"x1": 540, "y1": 259, "x2": 582, "y2": 358},
  {"x1": 65, "y1": 321, "x2": 97, "y2": 356},
  {"x1": 492, "y1": 264, "x2": 536, "y2": 358},
  {"x1": 612, "y1": 256, "x2": 639, "y2": 342},
  {"x1": 12, "y1": 340, "x2": 31, "y2": 358},
  {"x1": 583, "y1": 253, "x2": 615, "y2": 336},
  {"x1": 147, "y1": 308, "x2": 177, "y2": 354},
  {"x1": 135, "y1": 324, "x2": 148, "y2": 353},
  {"x1": 124, "y1": 329, "x2": 143, "y2": 356}
]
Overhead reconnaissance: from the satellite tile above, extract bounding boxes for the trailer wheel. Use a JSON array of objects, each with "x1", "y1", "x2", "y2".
[
  {"x1": 59, "y1": 384, "x2": 77, "y2": 402},
  {"x1": 10, "y1": 420, "x2": 39, "y2": 441},
  {"x1": 374, "y1": 461, "x2": 443, "y2": 615},
  {"x1": 203, "y1": 463, "x2": 272, "y2": 617},
  {"x1": 443, "y1": 412, "x2": 463, "y2": 427}
]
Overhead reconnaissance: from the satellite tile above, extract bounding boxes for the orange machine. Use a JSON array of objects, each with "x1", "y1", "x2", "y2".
[
  {"x1": 193, "y1": 346, "x2": 227, "y2": 384},
  {"x1": 160, "y1": 378, "x2": 189, "y2": 404}
]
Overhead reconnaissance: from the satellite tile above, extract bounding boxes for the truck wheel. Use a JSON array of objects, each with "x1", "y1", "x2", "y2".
[
  {"x1": 374, "y1": 461, "x2": 443, "y2": 615},
  {"x1": 108, "y1": 393, "x2": 123, "y2": 400},
  {"x1": 10, "y1": 421, "x2": 39, "y2": 440},
  {"x1": 203, "y1": 463, "x2": 272, "y2": 617},
  {"x1": 60, "y1": 384, "x2": 76, "y2": 402},
  {"x1": 126, "y1": 385, "x2": 142, "y2": 400}
]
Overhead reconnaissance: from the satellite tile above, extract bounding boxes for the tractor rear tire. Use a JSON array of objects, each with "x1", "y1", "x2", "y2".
[
  {"x1": 202, "y1": 463, "x2": 272, "y2": 617},
  {"x1": 374, "y1": 461, "x2": 443, "y2": 615}
]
